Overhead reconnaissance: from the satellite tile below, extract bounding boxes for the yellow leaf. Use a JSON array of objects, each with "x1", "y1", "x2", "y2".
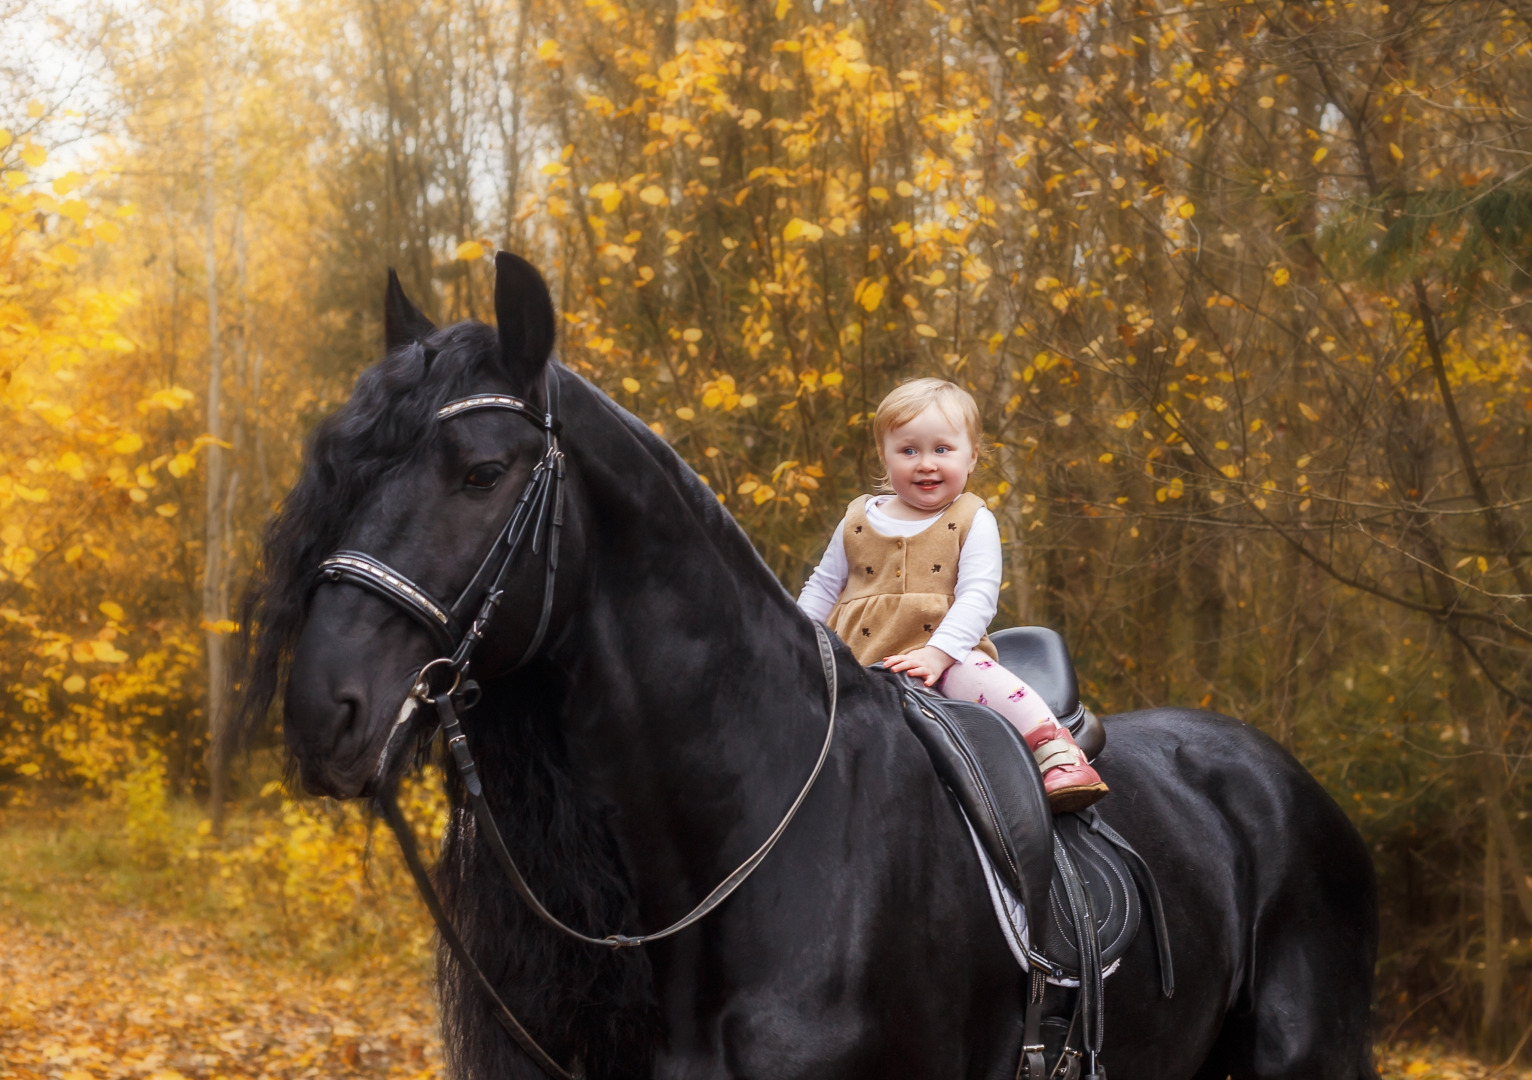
[
  {"x1": 675, "y1": 406, "x2": 696, "y2": 421},
  {"x1": 90, "y1": 640, "x2": 128, "y2": 663},
  {"x1": 739, "y1": 393, "x2": 758, "y2": 408},
  {"x1": 896, "y1": 181, "x2": 915, "y2": 197},
  {"x1": 1221, "y1": 464, "x2": 1240, "y2": 478},
  {"x1": 99, "y1": 601, "x2": 125, "y2": 621},
  {"x1": 821, "y1": 371, "x2": 844, "y2": 386},
  {"x1": 1258, "y1": 96, "x2": 1275, "y2": 109},
  {"x1": 682, "y1": 327, "x2": 703, "y2": 342},
  {"x1": 1477, "y1": 556, "x2": 1489, "y2": 573},
  {"x1": 156, "y1": 503, "x2": 178, "y2": 517},
  {"x1": 752, "y1": 484, "x2": 776, "y2": 505},
  {"x1": 1272, "y1": 266, "x2": 1290, "y2": 287},
  {"x1": 589, "y1": 181, "x2": 623, "y2": 212},
  {"x1": 62, "y1": 675, "x2": 85, "y2": 694},
  {"x1": 26, "y1": 100, "x2": 43, "y2": 118},
  {"x1": 1311, "y1": 146, "x2": 1328, "y2": 165},
  {"x1": 1115, "y1": 410, "x2": 1139, "y2": 429},
  {"x1": 454, "y1": 240, "x2": 485, "y2": 261},
  {"x1": 1404, "y1": 1061, "x2": 1429, "y2": 1078},
  {"x1": 112, "y1": 432, "x2": 144, "y2": 455},
  {"x1": 1177, "y1": 200, "x2": 1195, "y2": 219},
  {"x1": 199, "y1": 618, "x2": 239, "y2": 634},
  {"x1": 536, "y1": 39, "x2": 563, "y2": 63},
  {"x1": 93, "y1": 219, "x2": 123, "y2": 243},
  {"x1": 3, "y1": 170, "x2": 26, "y2": 190},
  {"x1": 622, "y1": 377, "x2": 641, "y2": 393},
  {"x1": 869, "y1": 187, "x2": 889, "y2": 201},
  {"x1": 775, "y1": 0, "x2": 791, "y2": 18},
  {"x1": 1036, "y1": 0, "x2": 1060, "y2": 11},
  {"x1": 639, "y1": 185, "x2": 669, "y2": 206},
  {"x1": 20, "y1": 143, "x2": 45, "y2": 168},
  {"x1": 1202, "y1": 394, "x2": 1227, "y2": 412},
  {"x1": 63, "y1": 544, "x2": 82, "y2": 563},
  {"x1": 736, "y1": 480, "x2": 759, "y2": 495},
  {"x1": 167, "y1": 453, "x2": 195, "y2": 478},
  {"x1": 51, "y1": 171, "x2": 84, "y2": 195},
  {"x1": 1099, "y1": 453, "x2": 1114, "y2": 463},
  {"x1": 783, "y1": 217, "x2": 823, "y2": 241},
  {"x1": 1054, "y1": 413, "x2": 1072, "y2": 427},
  {"x1": 915, "y1": 323, "x2": 938, "y2": 338},
  {"x1": 1298, "y1": 402, "x2": 1320, "y2": 422},
  {"x1": 858, "y1": 279, "x2": 885, "y2": 312}
]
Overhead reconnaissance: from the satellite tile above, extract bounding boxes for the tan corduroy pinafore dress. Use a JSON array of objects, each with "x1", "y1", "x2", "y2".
[{"x1": 827, "y1": 492, "x2": 999, "y2": 667}]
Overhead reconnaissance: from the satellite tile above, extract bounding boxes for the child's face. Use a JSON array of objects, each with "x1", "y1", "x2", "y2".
[{"x1": 880, "y1": 403, "x2": 979, "y2": 513}]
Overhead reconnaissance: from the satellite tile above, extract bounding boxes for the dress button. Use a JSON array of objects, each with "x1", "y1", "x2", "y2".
[
  {"x1": 896, "y1": 539, "x2": 903, "y2": 547},
  {"x1": 895, "y1": 569, "x2": 902, "y2": 577}
]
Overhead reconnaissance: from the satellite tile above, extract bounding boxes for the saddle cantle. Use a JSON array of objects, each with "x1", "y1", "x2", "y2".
[{"x1": 989, "y1": 626, "x2": 1105, "y2": 761}]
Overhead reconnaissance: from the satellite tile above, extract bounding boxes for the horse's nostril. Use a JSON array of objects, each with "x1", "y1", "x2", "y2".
[{"x1": 335, "y1": 693, "x2": 362, "y2": 736}]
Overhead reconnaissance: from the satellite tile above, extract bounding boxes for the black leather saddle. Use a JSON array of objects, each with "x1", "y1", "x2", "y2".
[{"x1": 889, "y1": 626, "x2": 1173, "y2": 1080}]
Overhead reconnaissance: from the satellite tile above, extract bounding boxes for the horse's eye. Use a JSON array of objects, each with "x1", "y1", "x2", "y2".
[{"x1": 464, "y1": 463, "x2": 505, "y2": 490}]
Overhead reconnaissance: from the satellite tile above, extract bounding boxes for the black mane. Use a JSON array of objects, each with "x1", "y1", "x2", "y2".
[
  {"x1": 239, "y1": 324, "x2": 661, "y2": 1074},
  {"x1": 237, "y1": 322, "x2": 501, "y2": 743}
]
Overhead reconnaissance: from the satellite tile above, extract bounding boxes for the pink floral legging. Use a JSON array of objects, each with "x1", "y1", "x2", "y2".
[{"x1": 937, "y1": 649, "x2": 1058, "y2": 739}]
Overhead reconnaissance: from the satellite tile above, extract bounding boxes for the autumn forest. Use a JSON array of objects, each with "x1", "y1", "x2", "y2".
[{"x1": 2, "y1": 0, "x2": 1532, "y2": 1073}]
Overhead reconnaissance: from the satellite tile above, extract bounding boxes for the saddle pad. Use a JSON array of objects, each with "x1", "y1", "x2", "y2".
[{"x1": 963, "y1": 808, "x2": 1140, "y2": 986}]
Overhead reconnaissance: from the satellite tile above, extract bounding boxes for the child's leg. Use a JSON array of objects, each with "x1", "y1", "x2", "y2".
[
  {"x1": 937, "y1": 650, "x2": 1108, "y2": 813},
  {"x1": 935, "y1": 652, "x2": 1056, "y2": 739}
]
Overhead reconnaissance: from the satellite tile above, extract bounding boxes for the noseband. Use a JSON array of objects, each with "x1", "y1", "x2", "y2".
[{"x1": 310, "y1": 370, "x2": 839, "y2": 1080}]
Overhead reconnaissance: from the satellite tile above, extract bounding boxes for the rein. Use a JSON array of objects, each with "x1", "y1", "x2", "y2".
[{"x1": 314, "y1": 374, "x2": 840, "y2": 1080}]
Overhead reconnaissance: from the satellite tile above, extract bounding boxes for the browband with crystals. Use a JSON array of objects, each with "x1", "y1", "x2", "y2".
[{"x1": 436, "y1": 394, "x2": 557, "y2": 430}]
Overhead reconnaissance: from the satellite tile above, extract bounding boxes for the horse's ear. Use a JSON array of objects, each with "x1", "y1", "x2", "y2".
[
  {"x1": 494, "y1": 251, "x2": 555, "y2": 392},
  {"x1": 384, "y1": 268, "x2": 436, "y2": 352}
]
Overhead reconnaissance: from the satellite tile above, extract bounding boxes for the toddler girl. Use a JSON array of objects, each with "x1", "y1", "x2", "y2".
[{"x1": 798, "y1": 378, "x2": 1106, "y2": 813}]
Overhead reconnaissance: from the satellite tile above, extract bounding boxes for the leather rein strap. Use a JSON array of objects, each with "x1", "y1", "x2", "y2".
[{"x1": 317, "y1": 377, "x2": 840, "y2": 1080}]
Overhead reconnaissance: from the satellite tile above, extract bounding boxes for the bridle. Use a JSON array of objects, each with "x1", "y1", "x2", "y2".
[{"x1": 311, "y1": 369, "x2": 839, "y2": 1080}]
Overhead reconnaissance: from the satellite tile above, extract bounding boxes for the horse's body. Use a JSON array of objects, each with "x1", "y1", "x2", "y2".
[{"x1": 243, "y1": 255, "x2": 1377, "y2": 1079}]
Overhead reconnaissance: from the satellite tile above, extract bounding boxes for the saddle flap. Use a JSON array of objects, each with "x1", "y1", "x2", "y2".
[
  {"x1": 1038, "y1": 813, "x2": 1142, "y2": 977},
  {"x1": 899, "y1": 683, "x2": 1055, "y2": 925}
]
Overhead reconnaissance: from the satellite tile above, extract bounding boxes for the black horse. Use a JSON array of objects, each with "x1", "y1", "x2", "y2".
[{"x1": 241, "y1": 253, "x2": 1378, "y2": 1079}]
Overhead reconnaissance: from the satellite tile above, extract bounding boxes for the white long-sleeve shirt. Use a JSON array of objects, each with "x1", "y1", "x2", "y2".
[{"x1": 797, "y1": 494, "x2": 1002, "y2": 661}]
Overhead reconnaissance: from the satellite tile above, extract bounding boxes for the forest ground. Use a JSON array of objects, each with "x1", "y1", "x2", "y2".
[{"x1": 0, "y1": 808, "x2": 1519, "y2": 1080}]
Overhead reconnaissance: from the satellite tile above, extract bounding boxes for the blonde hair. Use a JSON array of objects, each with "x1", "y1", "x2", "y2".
[
  {"x1": 871, "y1": 378, "x2": 984, "y2": 490},
  {"x1": 872, "y1": 378, "x2": 984, "y2": 453}
]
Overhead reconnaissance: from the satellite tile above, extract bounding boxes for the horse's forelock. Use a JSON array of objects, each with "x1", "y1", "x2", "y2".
[{"x1": 235, "y1": 321, "x2": 501, "y2": 745}]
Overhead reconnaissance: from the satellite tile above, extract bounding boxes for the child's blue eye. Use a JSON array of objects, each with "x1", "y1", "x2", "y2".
[
  {"x1": 935, "y1": 446, "x2": 948, "y2": 454},
  {"x1": 901, "y1": 447, "x2": 917, "y2": 455}
]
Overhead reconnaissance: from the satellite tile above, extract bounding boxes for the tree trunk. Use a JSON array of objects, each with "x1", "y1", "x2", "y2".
[
  {"x1": 1485, "y1": 812, "x2": 1505, "y2": 1051},
  {"x1": 201, "y1": 0, "x2": 230, "y2": 835}
]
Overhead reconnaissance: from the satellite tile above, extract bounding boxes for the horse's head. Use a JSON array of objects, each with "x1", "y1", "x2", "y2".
[{"x1": 242, "y1": 253, "x2": 575, "y2": 797}]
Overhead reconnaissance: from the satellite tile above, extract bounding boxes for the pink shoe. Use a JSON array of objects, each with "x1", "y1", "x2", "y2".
[{"x1": 1023, "y1": 719, "x2": 1109, "y2": 814}]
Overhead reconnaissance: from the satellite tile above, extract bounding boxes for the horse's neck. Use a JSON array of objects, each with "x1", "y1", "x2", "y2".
[{"x1": 550, "y1": 428, "x2": 833, "y2": 921}]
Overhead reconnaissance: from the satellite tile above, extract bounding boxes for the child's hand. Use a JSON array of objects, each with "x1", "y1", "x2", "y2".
[{"x1": 884, "y1": 645, "x2": 956, "y2": 687}]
